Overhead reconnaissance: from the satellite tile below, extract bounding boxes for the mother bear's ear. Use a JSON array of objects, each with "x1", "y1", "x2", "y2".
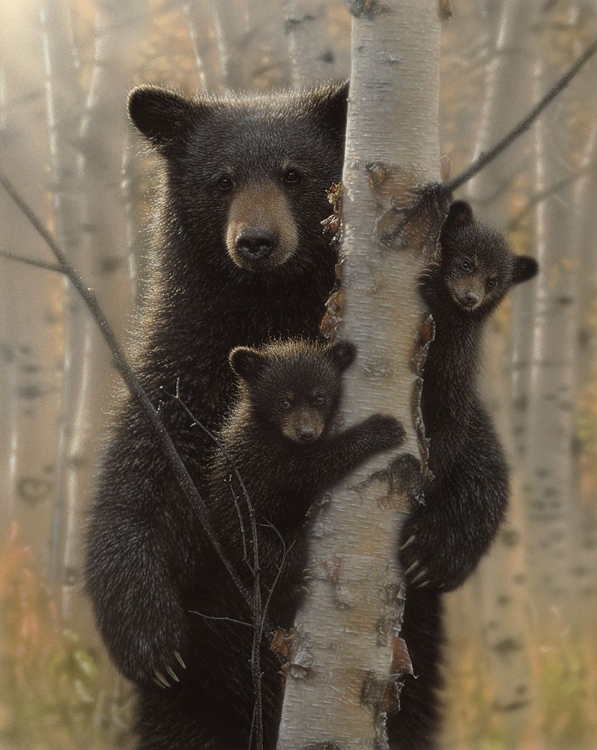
[{"x1": 127, "y1": 85, "x2": 207, "y2": 151}]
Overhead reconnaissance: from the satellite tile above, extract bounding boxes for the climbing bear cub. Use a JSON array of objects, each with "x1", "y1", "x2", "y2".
[
  {"x1": 126, "y1": 338, "x2": 403, "y2": 750},
  {"x1": 207, "y1": 339, "x2": 405, "y2": 628},
  {"x1": 388, "y1": 200, "x2": 538, "y2": 749}
]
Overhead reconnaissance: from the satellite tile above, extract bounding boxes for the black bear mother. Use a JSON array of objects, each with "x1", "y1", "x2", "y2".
[{"x1": 86, "y1": 83, "x2": 352, "y2": 750}]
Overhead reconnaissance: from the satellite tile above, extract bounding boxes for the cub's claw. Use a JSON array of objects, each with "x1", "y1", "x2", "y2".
[
  {"x1": 401, "y1": 534, "x2": 416, "y2": 551},
  {"x1": 411, "y1": 567, "x2": 428, "y2": 585},
  {"x1": 404, "y1": 561, "x2": 419, "y2": 577},
  {"x1": 174, "y1": 650, "x2": 187, "y2": 670},
  {"x1": 166, "y1": 666, "x2": 180, "y2": 683},
  {"x1": 154, "y1": 670, "x2": 171, "y2": 689},
  {"x1": 153, "y1": 654, "x2": 186, "y2": 688}
]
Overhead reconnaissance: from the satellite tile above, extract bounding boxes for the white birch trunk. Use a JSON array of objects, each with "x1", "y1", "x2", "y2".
[
  {"x1": 460, "y1": 0, "x2": 536, "y2": 738},
  {"x1": 282, "y1": 0, "x2": 347, "y2": 86},
  {"x1": 277, "y1": 2, "x2": 442, "y2": 746},
  {"x1": 56, "y1": 0, "x2": 144, "y2": 624},
  {"x1": 522, "y1": 40, "x2": 581, "y2": 632}
]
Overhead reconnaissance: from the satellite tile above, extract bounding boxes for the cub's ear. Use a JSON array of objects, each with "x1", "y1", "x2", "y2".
[
  {"x1": 229, "y1": 347, "x2": 266, "y2": 382},
  {"x1": 326, "y1": 340, "x2": 357, "y2": 372},
  {"x1": 445, "y1": 200, "x2": 474, "y2": 226},
  {"x1": 127, "y1": 86, "x2": 201, "y2": 150},
  {"x1": 311, "y1": 81, "x2": 349, "y2": 139},
  {"x1": 512, "y1": 255, "x2": 539, "y2": 285}
]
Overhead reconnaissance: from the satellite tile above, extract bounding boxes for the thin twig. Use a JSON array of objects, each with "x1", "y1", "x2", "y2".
[
  {"x1": 447, "y1": 38, "x2": 597, "y2": 193},
  {"x1": 258, "y1": 519, "x2": 297, "y2": 634},
  {"x1": 507, "y1": 163, "x2": 597, "y2": 231},
  {"x1": 189, "y1": 610, "x2": 253, "y2": 628},
  {"x1": 0, "y1": 249, "x2": 63, "y2": 273},
  {"x1": 229, "y1": 479, "x2": 253, "y2": 573}
]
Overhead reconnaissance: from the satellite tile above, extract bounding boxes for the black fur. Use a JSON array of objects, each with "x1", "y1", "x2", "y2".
[
  {"x1": 388, "y1": 200, "x2": 538, "y2": 749},
  {"x1": 86, "y1": 83, "x2": 348, "y2": 644},
  {"x1": 136, "y1": 338, "x2": 404, "y2": 749},
  {"x1": 86, "y1": 78, "x2": 537, "y2": 749}
]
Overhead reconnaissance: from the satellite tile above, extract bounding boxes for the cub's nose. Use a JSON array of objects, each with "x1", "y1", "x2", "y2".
[
  {"x1": 236, "y1": 229, "x2": 276, "y2": 260},
  {"x1": 296, "y1": 426, "x2": 316, "y2": 443},
  {"x1": 464, "y1": 291, "x2": 480, "y2": 307}
]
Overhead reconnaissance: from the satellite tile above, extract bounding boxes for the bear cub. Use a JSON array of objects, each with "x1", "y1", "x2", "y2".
[
  {"x1": 389, "y1": 200, "x2": 538, "y2": 750},
  {"x1": 135, "y1": 338, "x2": 405, "y2": 750},
  {"x1": 208, "y1": 338, "x2": 406, "y2": 624},
  {"x1": 399, "y1": 199, "x2": 539, "y2": 592}
]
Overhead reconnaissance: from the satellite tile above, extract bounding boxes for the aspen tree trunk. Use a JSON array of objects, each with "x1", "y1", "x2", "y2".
[
  {"x1": 212, "y1": 0, "x2": 290, "y2": 90},
  {"x1": 183, "y1": 0, "x2": 228, "y2": 92},
  {"x1": 571, "y1": 117, "x2": 597, "y2": 742},
  {"x1": 278, "y1": 2, "x2": 442, "y2": 746},
  {"x1": 522, "y1": 35, "x2": 582, "y2": 632},
  {"x1": 282, "y1": 0, "x2": 347, "y2": 86},
  {"x1": 55, "y1": 0, "x2": 143, "y2": 625},
  {"x1": 457, "y1": 0, "x2": 536, "y2": 739},
  {"x1": 0, "y1": 1, "x2": 65, "y2": 550}
]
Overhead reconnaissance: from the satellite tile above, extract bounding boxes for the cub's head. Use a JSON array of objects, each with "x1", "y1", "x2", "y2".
[
  {"x1": 428, "y1": 200, "x2": 538, "y2": 316},
  {"x1": 229, "y1": 339, "x2": 356, "y2": 444},
  {"x1": 127, "y1": 83, "x2": 348, "y2": 274}
]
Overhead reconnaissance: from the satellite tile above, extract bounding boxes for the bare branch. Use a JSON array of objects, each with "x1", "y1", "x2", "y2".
[
  {"x1": 0, "y1": 167, "x2": 254, "y2": 615},
  {"x1": 447, "y1": 38, "x2": 597, "y2": 193}
]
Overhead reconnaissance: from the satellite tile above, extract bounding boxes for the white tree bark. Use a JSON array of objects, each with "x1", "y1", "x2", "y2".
[
  {"x1": 282, "y1": 0, "x2": 348, "y2": 86},
  {"x1": 459, "y1": 0, "x2": 537, "y2": 738},
  {"x1": 277, "y1": 1, "x2": 442, "y2": 747}
]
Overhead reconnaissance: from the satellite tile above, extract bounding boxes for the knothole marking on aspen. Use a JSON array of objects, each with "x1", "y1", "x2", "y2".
[
  {"x1": 303, "y1": 743, "x2": 347, "y2": 750},
  {"x1": 284, "y1": 13, "x2": 317, "y2": 33},
  {"x1": 439, "y1": 0, "x2": 456, "y2": 20},
  {"x1": 374, "y1": 50, "x2": 401, "y2": 65},
  {"x1": 334, "y1": 582, "x2": 357, "y2": 609},
  {"x1": 321, "y1": 554, "x2": 343, "y2": 584},
  {"x1": 311, "y1": 515, "x2": 333, "y2": 539},
  {"x1": 360, "y1": 670, "x2": 389, "y2": 710},
  {"x1": 347, "y1": 0, "x2": 389, "y2": 20},
  {"x1": 18, "y1": 476, "x2": 53, "y2": 505},
  {"x1": 383, "y1": 580, "x2": 407, "y2": 607},
  {"x1": 360, "y1": 353, "x2": 395, "y2": 379}
]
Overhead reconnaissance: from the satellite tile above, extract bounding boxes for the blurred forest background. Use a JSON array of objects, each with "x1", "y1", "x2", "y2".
[{"x1": 0, "y1": 0, "x2": 596, "y2": 748}]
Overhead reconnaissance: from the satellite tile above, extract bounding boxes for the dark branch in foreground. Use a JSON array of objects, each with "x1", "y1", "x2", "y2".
[
  {"x1": 447, "y1": 38, "x2": 597, "y2": 193},
  {"x1": 0, "y1": 167, "x2": 253, "y2": 617}
]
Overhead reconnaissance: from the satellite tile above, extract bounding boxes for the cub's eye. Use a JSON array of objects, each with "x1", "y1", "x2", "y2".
[
  {"x1": 486, "y1": 277, "x2": 497, "y2": 289},
  {"x1": 313, "y1": 395, "x2": 326, "y2": 406},
  {"x1": 460, "y1": 260, "x2": 473, "y2": 273},
  {"x1": 283, "y1": 169, "x2": 301, "y2": 185},
  {"x1": 217, "y1": 175, "x2": 234, "y2": 192},
  {"x1": 280, "y1": 400, "x2": 291, "y2": 410}
]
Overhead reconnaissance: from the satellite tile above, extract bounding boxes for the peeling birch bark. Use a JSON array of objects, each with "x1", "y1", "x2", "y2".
[{"x1": 277, "y1": 2, "x2": 442, "y2": 747}]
